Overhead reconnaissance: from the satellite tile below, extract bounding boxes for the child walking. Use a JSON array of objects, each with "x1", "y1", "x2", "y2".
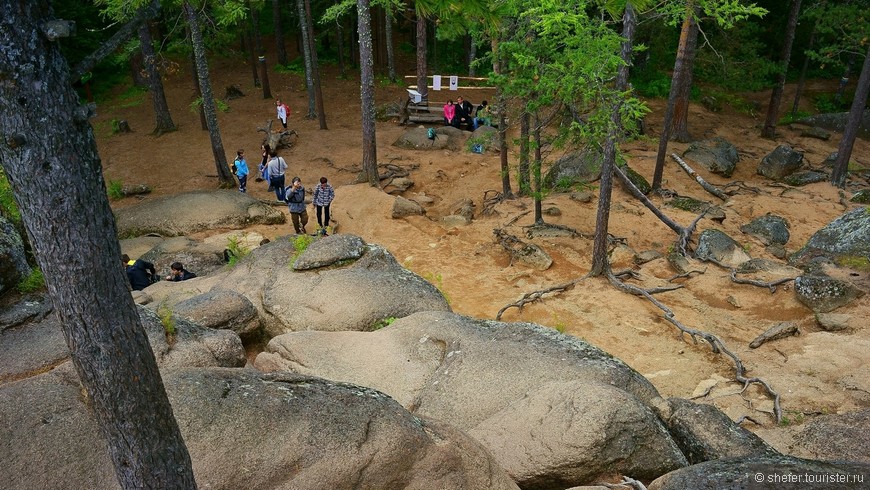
[{"x1": 312, "y1": 176, "x2": 335, "y2": 235}]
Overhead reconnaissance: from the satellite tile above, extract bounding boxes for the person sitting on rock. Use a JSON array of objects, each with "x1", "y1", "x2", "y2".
[
  {"x1": 165, "y1": 262, "x2": 197, "y2": 282},
  {"x1": 122, "y1": 254, "x2": 157, "y2": 291}
]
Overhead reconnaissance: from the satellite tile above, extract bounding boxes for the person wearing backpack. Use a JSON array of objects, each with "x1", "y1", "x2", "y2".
[
  {"x1": 266, "y1": 149, "x2": 288, "y2": 202},
  {"x1": 285, "y1": 176, "x2": 308, "y2": 234},
  {"x1": 276, "y1": 99, "x2": 291, "y2": 129},
  {"x1": 233, "y1": 149, "x2": 249, "y2": 193}
]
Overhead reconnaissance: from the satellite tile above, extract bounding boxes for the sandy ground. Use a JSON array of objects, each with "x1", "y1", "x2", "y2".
[{"x1": 95, "y1": 51, "x2": 869, "y2": 456}]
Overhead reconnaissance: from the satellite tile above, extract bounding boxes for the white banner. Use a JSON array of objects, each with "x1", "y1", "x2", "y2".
[
  {"x1": 449, "y1": 75, "x2": 458, "y2": 91},
  {"x1": 432, "y1": 75, "x2": 442, "y2": 91}
]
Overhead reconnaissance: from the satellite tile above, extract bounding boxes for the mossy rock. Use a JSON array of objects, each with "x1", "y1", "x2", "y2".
[
  {"x1": 850, "y1": 189, "x2": 870, "y2": 204},
  {"x1": 619, "y1": 163, "x2": 651, "y2": 195},
  {"x1": 667, "y1": 196, "x2": 708, "y2": 213}
]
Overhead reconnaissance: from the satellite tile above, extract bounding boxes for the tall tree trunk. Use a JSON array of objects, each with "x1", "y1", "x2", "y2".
[
  {"x1": 493, "y1": 37, "x2": 512, "y2": 197},
  {"x1": 305, "y1": 0, "x2": 328, "y2": 129},
  {"x1": 373, "y1": 5, "x2": 383, "y2": 68},
  {"x1": 188, "y1": 35, "x2": 208, "y2": 131},
  {"x1": 385, "y1": 7, "x2": 397, "y2": 82},
  {"x1": 130, "y1": 50, "x2": 148, "y2": 87},
  {"x1": 138, "y1": 21, "x2": 175, "y2": 135},
  {"x1": 533, "y1": 115, "x2": 543, "y2": 225},
  {"x1": 296, "y1": 0, "x2": 317, "y2": 118},
  {"x1": 518, "y1": 110, "x2": 531, "y2": 196},
  {"x1": 259, "y1": 53, "x2": 272, "y2": 99},
  {"x1": 337, "y1": 21, "x2": 347, "y2": 77},
  {"x1": 762, "y1": 0, "x2": 802, "y2": 138},
  {"x1": 358, "y1": 0, "x2": 379, "y2": 187},
  {"x1": 246, "y1": 27, "x2": 261, "y2": 87},
  {"x1": 671, "y1": 14, "x2": 699, "y2": 143},
  {"x1": 0, "y1": 2, "x2": 197, "y2": 488},
  {"x1": 831, "y1": 45, "x2": 870, "y2": 188},
  {"x1": 273, "y1": 0, "x2": 288, "y2": 65},
  {"x1": 184, "y1": 1, "x2": 235, "y2": 187},
  {"x1": 591, "y1": 3, "x2": 636, "y2": 276},
  {"x1": 653, "y1": 3, "x2": 696, "y2": 189},
  {"x1": 415, "y1": 6, "x2": 428, "y2": 102},
  {"x1": 791, "y1": 28, "x2": 815, "y2": 117},
  {"x1": 351, "y1": 13, "x2": 359, "y2": 67},
  {"x1": 468, "y1": 36, "x2": 477, "y2": 77},
  {"x1": 251, "y1": 2, "x2": 264, "y2": 55}
]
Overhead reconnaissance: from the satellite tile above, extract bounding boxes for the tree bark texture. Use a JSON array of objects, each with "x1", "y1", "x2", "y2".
[
  {"x1": 653, "y1": 3, "x2": 696, "y2": 189},
  {"x1": 246, "y1": 27, "x2": 261, "y2": 87},
  {"x1": 533, "y1": 118, "x2": 543, "y2": 224},
  {"x1": 0, "y1": 2, "x2": 197, "y2": 488},
  {"x1": 358, "y1": 0, "x2": 379, "y2": 187},
  {"x1": 831, "y1": 44, "x2": 870, "y2": 188},
  {"x1": 468, "y1": 36, "x2": 477, "y2": 77},
  {"x1": 259, "y1": 54, "x2": 272, "y2": 99},
  {"x1": 337, "y1": 22, "x2": 347, "y2": 77},
  {"x1": 492, "y1": 37, "x2": 512, "y2": 198},
  {"x1": 296, "y1": 0, "x2": 317, "y2": 118},
  {"x1": 273, "y1": 0, "x2": 288, "y2": 65},
  {"x1": 591, "y1": 3, "x2": 636, "y2": 277},
  {"x1": 188, "y1": 32, "x2": 208, "y2": 131},
  {"x1": 184, "y1": 1, "x2": 234, "y2": 187},
  {"x1": 415, "y1": 6, "x2": 428, "y2": 102},
  {"x1": 762, "y1": 0, "x2": 802, "y2": 138},
  {"x1": 519, "y1": 111, "x2": 531, "y2": 196},
  {"x1": 671, "y1": 13, "x2": 699, "y2": 143},
  {"x1": 138, "y1": 21, "x2": 176, "y2": 135},
  {"x1": 385, "y1": 7, "x2": 397, "y2": 82},
  {"x1": 305, "y1": 0, "x2": 328, "y2": 129}
]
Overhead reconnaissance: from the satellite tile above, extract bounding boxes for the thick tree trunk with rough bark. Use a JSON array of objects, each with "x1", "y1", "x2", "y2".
[
  {"x1": 273, "y1": 0, "x2": 288, "y2": 65},
  {"x1": 415, "y1": 7, "x2": 428, "y2": 102},
  {"x1": 671, "y1": 15, "x2": 698, "y2": 143},
  {"x1": 184, "y1": 1, "x2": 234, "y2": 187},
  {"x1": 831, "y1": 45, "x2": 870, "y2": 188},
  {"x1": 0, "y1": 2, "x2": 197, "y2": 488},
  {"x1": 296, "y1": 0, "x2": 317, "y2": 118},
  {"x1": 358, "y1": 0, "x2": 379, "y2": 187},
  {"x1": 305, "y1": 0, "x2": 328, "y2": 129},
  {"x1": 653, "y1": 4, "x2": 696, "y2": 189},
  {"x1": 188, "y1": 34, "x2": 208, "y2": 131},
  {"x1": 492, "y1": 37, "x2": 512, "y2": 198},
  {"x1": 337, "y1": 21, "x2": 347, "y2": 77},
  {"x1": 533, "y1": 118, "x2": 543, "y2": 224},
  {"x1": 762, "y1": 0, "x2": 802, "y2": 138},
  {"x1": 591, "y1": 3, "x2": 636, "y2": 277},
  {"x1": 138, "y1": 21, "x2": 175, "y2": 135}
]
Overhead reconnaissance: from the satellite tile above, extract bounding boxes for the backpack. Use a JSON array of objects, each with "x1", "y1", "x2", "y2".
[
  {"x1": 427, "y1": 128, "x2": 436, "y2": 140},
  {"x1": 230, "y1": 159, "x2": 238, "y2": 174},
  {"x1": 282, "y1": 103, "x2": 291, "y2": 118}
]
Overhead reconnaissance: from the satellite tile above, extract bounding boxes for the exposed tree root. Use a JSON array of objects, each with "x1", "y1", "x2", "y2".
[
  {"x1": 729, "y1": 270, "x2": 796, "y2": 293},
  {"x1": 668, "y1": 268, "x2": 706, "y2": 281},
  {"x1": 482, "y1": 190, "x2": 508, "y2": 217},
  {"x1": 495, "y1": 278, "x2": 584, "y2": 320},
  {"x1": 671, "y1": 153, "x2": 728, "y2": 201},
  {"x1": 607, "y1": 271, "x2": 782, "y2": 423},
  {"x1": 722, "y1": 180, "x2": 762, "y2": 196}
]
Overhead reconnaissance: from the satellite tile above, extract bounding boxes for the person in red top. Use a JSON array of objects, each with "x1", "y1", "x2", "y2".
[{"x1": 443, "y1": 100, "x2": 457, "y2": 127}]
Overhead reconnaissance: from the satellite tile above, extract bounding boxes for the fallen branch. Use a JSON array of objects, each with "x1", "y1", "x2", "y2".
[
  {"x1": 749, "y1": 322, "x2": 800, "y2": 349},
  {"x1": 607, "y1": 271, "x2": 782, "y2": 423},
  {"x1": 481, "y1": 190, "x2": 507, "y2": 217},
  {"x1": 670, "y1": 153, "x2": 728, "y2": 201},
  {"x1": 729, "y1": 270, "x2": 795, "y2": 293},
  {"x1": 722, "y1": 181, "x2": 762, "y2": 196},
  {"x1": 667, "y1": 268, "x2": 706, "y2": 281},
  {"x1": 495, "y1": 278, "x2": 583, "y2": 320}
]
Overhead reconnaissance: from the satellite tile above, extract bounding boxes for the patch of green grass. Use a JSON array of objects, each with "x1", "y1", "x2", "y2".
[
  {"x1": 291, "y1": 234, "x2": 313, "y2": 259},
  {"x1": 274, "y1": 59, "x2": 305, "y2": 75},
  {"x1": 115, "y1": 85, "x2": 147, "y2": 109},
  {"x1": 836, "y1": 255, "x2": 870, "y2": 271},
  {"x1": 779, "y1": 110, "x2": 812, "y2": 125},
  {"x1": 779, "y1": 410, "x2": 805, "y2": 427},
  {"x1": 371, "y1": 316, "x2": 396, "y2": 331},
  {"x1": 107, "y1": 180, "x2": 124, "y2": 200},
  {"x1": 0, "y1": 168, "x2": 21, "y2": 226},
  {"x1": 16, "y1": 268, "x2": 44, "y2": 293},
  {"x1": 157, "y1": 304, "x2": 176, "y2": 337},
  {"x1": 225, "y1": 236, "x2": 251, "y2": 267},
  {"x1": 422, "y1": 272, "x2": 451, "y2": 305},
  {"x1": 814, "y1": 93, "x2": 849, "y2": 114},
  {"x1": 189, "y1": 97, "x2": 230, "y2": 114}
]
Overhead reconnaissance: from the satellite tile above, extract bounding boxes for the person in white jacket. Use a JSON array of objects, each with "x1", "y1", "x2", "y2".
[{"x1": 276, "y1": 99, "x2": 289, "y2": 128}]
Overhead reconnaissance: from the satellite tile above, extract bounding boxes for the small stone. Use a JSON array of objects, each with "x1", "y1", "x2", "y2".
[{"x1": 815, "y1": 312, "x2": 853, "y2": 332}]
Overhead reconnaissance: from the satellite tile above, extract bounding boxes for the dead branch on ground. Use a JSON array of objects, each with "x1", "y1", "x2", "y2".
[
  {"x1": 607, "y1": 271, "x2": 782, "y2": 422},
  {"x1": 670, "y1": 153, "x2": 728, "y2": 201},
  {"x1": 668, "y1": 268, "x2": 706, "y2": 281},
  {"x1": 495, "y1": 278, "x2": 583, "y2": 320},
  {"x1": 257, "y1": 120, "x2": 298, "y2": 150},
  {"x1": 503, "y1": 210, "x2": 531, "y2": 227},
  {"x1": 729, "y1": 270, "x2": 795, "y2": 293},
  {"x1": 722, "y1": 181, "x2": 762, "y2": 196},
  {"x1": 481, "y1": 190, "x2": 508, "y2": 217}
]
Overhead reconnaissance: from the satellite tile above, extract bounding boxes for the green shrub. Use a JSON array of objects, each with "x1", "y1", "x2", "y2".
[
  {"x1": 107, "y1": 180, "x2": 124, "y2": 200},
  {"x1": 157, "y1": 305, "x2": 176, "y2": 337},
  {"x1": 779, "y1": 110, "x2": 813, "y2": 125},
  {"x1": 274, "y1": 59, "x2": 305, "y2": 74},
  {"x1": 116, "y1": 85, "x2": 147, "y2": 109},
  {"x1": 16, "y1": 268, "x2": 45, "y2": 293},
  {"x1": 422, "y1": 272, "x2": 450, "y2": 305},
  {"x1": 815, "y1": 93, "x2": 849, "y2": 113},
  {"x1": 290, "y1": 234, "x2": 313, "y2": 262},
  {"x1": 371, "y1": 317, "x2": 396, "y2": 331},
  {"x1": 225, "y1": 236, "x2": 251, "y2": 266},
  {"x1": 189, "y1": 97, "x2": 230, "y2": 114}
]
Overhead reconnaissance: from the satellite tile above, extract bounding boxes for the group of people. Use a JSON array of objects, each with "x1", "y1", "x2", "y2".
[
  {"x1": 122, "y1": 255, "x2": 196, "y2": 291},
  {"x1": 285, "y1": 175, "x2": 335, "y2": 236},
  {"x1": 443, "y1": 97, "x2": 492, "y2": 131}
]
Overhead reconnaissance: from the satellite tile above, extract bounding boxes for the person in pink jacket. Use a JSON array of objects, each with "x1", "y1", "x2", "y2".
[{"x1": 443, "y1": 100, "x2": 457, "y2": 127}]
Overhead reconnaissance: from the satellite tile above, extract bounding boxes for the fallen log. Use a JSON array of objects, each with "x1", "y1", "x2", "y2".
[{"x1": 670, "y1": 153, "x2": 728, "y2": 201}]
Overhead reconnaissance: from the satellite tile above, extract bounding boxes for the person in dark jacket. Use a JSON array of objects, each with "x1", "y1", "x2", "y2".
[
  {"x1": 284, "y1": 176, "x2": 309, "y2": 234},
  {"x1": 122, "y1": 254, "x2": 156, "y2": 291},
  {"x1": 455, "y1": 96, "x2": 474, "y2": 130},
  {"x1": 165, "y1": 262, "x2": 197, "y2": 282}
]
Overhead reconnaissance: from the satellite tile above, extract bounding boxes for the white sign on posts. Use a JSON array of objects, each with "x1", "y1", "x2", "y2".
[
  {"x1": 432, "y1": 75, "x2": 442, "y2": 91},
  {"x1": 449, "y1": 76, "x2": 458, "y2": 90}
]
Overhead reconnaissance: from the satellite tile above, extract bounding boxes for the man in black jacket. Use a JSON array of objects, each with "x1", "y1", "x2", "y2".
[
  {"x1": 165, "y1": 262, "x2": 197, "y2": 282},
  {"x1": 122, "y1": 254, "x2": 157, "y2": 291},
  {"x1": 455, "y1": 96, "x2": 475, "y2": 131}
]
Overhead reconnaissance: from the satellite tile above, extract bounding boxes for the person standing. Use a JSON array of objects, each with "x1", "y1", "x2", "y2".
[
  {"x1": 276, "y1": 99, "x2": 290, "y2": 129},
  {"x1": 443, "y1": 100, "x2": 456, "y2": 127},
  {"x1": 312, "y1": 176, "x2": 335, "y2": 235},
  {"x1": 233, "y1": 149, "x2": 249, "y2": 193},
  {"x1": 258, "y1": 144, "x2": 271, "y2": 185},
  {"x1": 285, "y1": 176, "x2": 308, "y2": 234},
  {"x1": 267, "y1": 149, "x2": 288, "y2": 202}
]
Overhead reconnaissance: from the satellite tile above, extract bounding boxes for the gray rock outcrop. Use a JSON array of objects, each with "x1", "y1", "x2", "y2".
[
  {"x1": 797, "y1": 110, "x2": 870, "y2": 140},
  {"x1": 392, "y1": 195, "x2": 426, "y2": 218},
  {"x1": 682, "y1": 137, "x2": 739, "y2": 177},
  {"x1": 0, "y1": 216, "x2": 31, "y2": 294},
  {"x1": 757, "y1": 144, "x2": 804, "y2": 180},
  {"x1": 545, "y1": 148, "x2": 603, "y2": 189},
  {"x1": 694, "y1": 229, "x2": 752, "y2": 268},
  {"x1": 171, "y1": 289, "x2": 260, "y2": 338},
  {"x1": 789, "y1": 207, "x2": 870, "y2": 269},
  {"x1": 114, "y1": 190, "x2": 285, "y2": 237},
  {"x1": 793, "y1": 409, "x2": 870, "y2": 464},
  {"x1": 740, "y1": 214, "x2": 790, "y2": 246},
  {"x1": 794, "y1": 273, "x2": 865, "y2": 313},
  {"x1": 291, "y1": 233, "x2": 366, "y2": 270}
]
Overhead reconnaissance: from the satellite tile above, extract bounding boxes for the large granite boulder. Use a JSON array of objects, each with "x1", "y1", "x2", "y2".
[
  {"x1": 0, "y1": 367, "x2": 519, "y2": 490},
  {"x1": 793, "y1": 409, "x2": 870, "y2": 464},
  {"x1": 789, "y1": 207, "x2": 870, "y2": 269},
  {"x1": 794, "y1": 273, "x2": 865, "y2": 313},
  {"x1": 171, "y1": 288, "x2": 260, "y2": 338},
  {"x1": 255, "y1": 311, "x2": 689, "y2": 487},
  {"x1": 0, "y1": 215, "x2": 31, "y2": 294},
  {"x1": 649, "y1": 455, "x2": 870, "y2": 490},
  {"x1": 797, "y1": 110, "x2": 870, "y2": 140},
  {"x1": 740, "y1": 214, "x2": 790, "y2": 246},
  {"x1": 114, "y1": 190, "x2": 285, "y2": 237},
  {"x1": 544, "y1": 148, "x2": 603, "y2": 190},
  {"x1": 291, "y1": 233, "x2": 367, "y2": 270},
  {"x1": 757, "y1": 144, "x2": 804, "y2": 180},
  {"x1": 694, "y1": 229, "x2": 752, "y2": 268},
  {"x1": 137, "y1": 236, "x2": 228, "y2": 278},
  {"x1": 682, "y1": 137, "x2": 739, "y2": 177}
]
